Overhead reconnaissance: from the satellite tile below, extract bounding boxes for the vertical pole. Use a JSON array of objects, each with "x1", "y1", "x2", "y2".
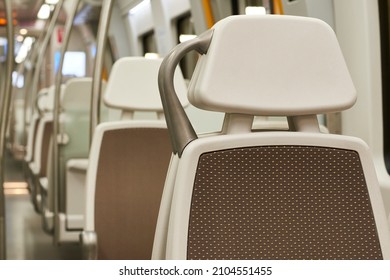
[
  {"x1": 202, "y1": 0, "x2": 215, "y2": 28},
  {"x1": 22, "y1": 3, "x2": 63, "y2": 151},
  {"x1": 89, "y1": 0, "x2": 114, "y2": 145},
  {"x1": 0, "y1": 0, "x2": 14, "y2": 260},
  {"x1": 52, "y1": 0, "x2": 80, "y2": 245}
]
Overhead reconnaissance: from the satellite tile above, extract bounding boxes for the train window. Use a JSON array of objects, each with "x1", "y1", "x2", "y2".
[
  {"x1": 141, "y1": 31, "x2": 157, "y2": 55},
  {"x1": 0, "y1": 37, "x2": 7, "y2": 60},
  {"x1": 15, "y1": 36, "x2": 34, "y2": 64},
  {"x1": 176, "y1": 14, "x2": 197, "y2": 80},
  {"x1": 379, "y1": 0, "x2": 390, "y2": 173},
  {"x1": 90, "y1": 44, "x2": 97, "y2": 58},
  {"x1": 245, "y1": 0, "x2": 264, "y2": 5},
  {"x1": 233, "y1": 0, "x2": 271, "y2": 15},
  {"x1": 12, "y1": 71, "x2": 24, "y2": 88},
  {"x1": 245, "y1": 6, "x2": 267, "y2": 15},
  {"x1": 54, "y1": 51, "x2": 86, "y2": 78}
]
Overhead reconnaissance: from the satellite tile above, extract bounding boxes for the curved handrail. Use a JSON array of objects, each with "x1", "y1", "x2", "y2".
[
  {"x1": 22, "y1": 2, "x2": 64, "y2": 152},
  {"x1": 52, "y1": 0, "x2": 81, "y2": 245},
  {"x1": 28, "y1": 1, "x2": 64, "y2": 125},
  {"x1": 158, "y1": 29, "x2": 213, "y2": 157},
  {"x1": 0, "y1": 0, "x2": 14, "y2": 260},
  {"x1": 89, "y1": 0, "x2": 114, "y2": 145}
]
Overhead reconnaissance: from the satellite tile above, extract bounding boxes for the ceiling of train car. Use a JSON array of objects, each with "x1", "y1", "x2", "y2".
[
  {"x1": 0, "y1": 0, "x2": 44, "y2": 27},
  {"x1": 0, "y1": 0, "x2": 137, "y2": 38},
  {"x1": 0, "y1": 0, "x2": 47, "y2": 37}
]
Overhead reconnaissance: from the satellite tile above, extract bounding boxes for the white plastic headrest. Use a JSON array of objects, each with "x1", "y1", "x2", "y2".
[
  {"x1": 36, "y1": 87, "x2": 49, "y2": 111},
  {"x1": 38, "y1": 85, "x2": 65, "y2": 112},
  {"x1": 188, "y1": 15, "x2": 356, "y2": 116},
  {"x1": 62, "y1": 78, "x2": 98, "y2": 110},
  {"x1": 104, "y1": 57, "x2": 188, "y2": 112}
]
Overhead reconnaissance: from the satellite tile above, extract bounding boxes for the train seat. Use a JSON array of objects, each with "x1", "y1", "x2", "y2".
[
  {"x1": 80, "y1": 56, "x2": 187, "y2": 259},
  {"x1": 152, "y1": 15, "x2": 390, "y2": 260},
  {"x1": 41, "y1": 78, "x2": 101, "y2": 240},
  {"x1": 24, "y1": 88, "x2": 48, "y2": 211},
  {"x1": 24, "y1": 87, "x2": 49, "y2": 166},
  {"x1": 28, "y1": 84, "x2": 65, "y2": 177},
  {"x1": 27, "y1": 86, "x2": 63, "y2": 214},
  {"x1": 9, "y1": 99, "x2": 26, "y2": 160}
]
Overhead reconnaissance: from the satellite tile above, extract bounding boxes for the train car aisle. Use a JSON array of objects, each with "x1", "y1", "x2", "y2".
[{"x1": 4, "y1": 151, "x2": 82, "y2": 260}]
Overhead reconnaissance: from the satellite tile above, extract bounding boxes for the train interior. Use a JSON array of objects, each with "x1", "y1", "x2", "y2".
[{"x1": 0, "y1": 0, "x2": 390, "y2": 261}]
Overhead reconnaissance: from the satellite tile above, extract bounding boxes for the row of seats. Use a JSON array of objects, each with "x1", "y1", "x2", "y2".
[
  {"x1": 23, "y1": 15, "x2": 390, "y2": 259},
  {"x1": 22, "y1": 55, "x2": 188, "y2": 253}
]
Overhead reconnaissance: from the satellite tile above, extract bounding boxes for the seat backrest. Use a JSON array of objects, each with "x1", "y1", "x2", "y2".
[
  {"x1": 55, "y1": 78, "x2": 106, "y2": 214},
  {"x1": 25, "y1": 87, "x2": 51, "y2": 163},
  {"x1": 153, "y1": 15, "x2": 390, "y2": 260},
  {"x1": 33, "y1": 116, "x2": 53, "y2": 178},
  {"x1": 29, "y1": 83, "x2": 65, "y2": 176},
  {"x1": 104, "y1": 56, "x2": 188, "y2": 119},
  {"x1": 38, "y1": 85, "x2": 65, "y2": 113},
  {"x1": 24, "y1": 114, "x2": 40, "y2": 163},
  {"x1": 86, "y1": 121, "x2": 171, "y2": 259},
  {"x1": 82, "y1": 57, "x2": 187, "y2": 259}
]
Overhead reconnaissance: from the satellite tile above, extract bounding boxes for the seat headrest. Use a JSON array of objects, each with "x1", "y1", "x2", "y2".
[
  {"x1": 38, "y1": 85, "x2": 65, "y2": 112},
  {"x1": 188, "y1": 15, "x2": 356, "y2": 116},
  {"x1": 62, "y1": 78, "x2": 96, "y2": 110},
  {"x1": 36, "y1": 87, "x2": 49, "y2": 111},
  {"x1": 104, "y1": 57, "x2": 188, "y2": 112}
]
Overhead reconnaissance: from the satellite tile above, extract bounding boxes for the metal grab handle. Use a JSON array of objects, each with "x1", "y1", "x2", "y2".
[
  {"x1": 0, "y1": 0, "x2": 14, "y2": 260},
  {"x1": 158, "y1": 29, "x2": 214, "y2": 157},
  {"x1": 90, "y1": 0, "x2": 114, "y2": 145},
  {"x1": 29, "y1": 2, "x2": 63, "y2": 125},
  {"x1": 52, "y1": 0, "x2": 81, "y2": 245}
]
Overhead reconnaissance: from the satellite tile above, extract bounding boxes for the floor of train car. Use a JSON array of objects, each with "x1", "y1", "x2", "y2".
[{"x1": 4, "y1": 150, "x2": 82, "y2": 260}]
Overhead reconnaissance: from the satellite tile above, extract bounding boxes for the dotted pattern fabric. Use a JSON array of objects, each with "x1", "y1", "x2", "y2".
[
  {"x1": 187, "y1": 146, "x2": 383, "y2": 260},
  {"x1": 95, "y1": 128, "x2": 171, "y2": 259}
]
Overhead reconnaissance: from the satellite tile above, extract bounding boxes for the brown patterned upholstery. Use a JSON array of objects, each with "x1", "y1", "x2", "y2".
[
  {"x1": 30, "y1": 119, "x2": 40, "y2": 162},
  {"x1": 95, "y1": 127, "x2": 171, "y2": 260},
  {"x1": 188, "y1": 145, "x2": 383, "y2": 260},
  {"x1": 40, "y1": 121, "x2": 53, "y2": 178}
]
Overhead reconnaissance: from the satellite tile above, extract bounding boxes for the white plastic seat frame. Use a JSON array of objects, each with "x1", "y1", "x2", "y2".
[{"x1": 152, "y1": 15, "x2": 390, "y2": 260}]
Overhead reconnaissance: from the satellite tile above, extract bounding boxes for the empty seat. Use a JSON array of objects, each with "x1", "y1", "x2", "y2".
[
  {"x1": 24, "y1": 87, "x2": 49, "y2": 166},
  {"x1": 81, "y1": 57, "x2": 187, "y2": 259},
  {"x1": 27, "y1": 86, "x2": 61, "y2": 214},
  {"x1": 152, "y1": 15, "x2": 390, "y2": 260},
  {"x1": 42, "y1": 78, "x2": 96, "y2": 238}
]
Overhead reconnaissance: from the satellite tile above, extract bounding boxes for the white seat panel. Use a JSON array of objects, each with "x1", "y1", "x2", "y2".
[
  {"x1": 104, "y1": 57, "x2": 188, "y2": 112},
  {"x1": 188, "y1": 15, "x2": 356, "y2": 115},
  {"x1": 66, "y1": 159, "x2": 88, "y2": 230}
]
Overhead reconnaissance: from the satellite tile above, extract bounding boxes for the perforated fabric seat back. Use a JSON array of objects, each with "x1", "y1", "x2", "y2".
[
  {"x1": 153, "y1": 15, "x2": 390, "y2": 260},
  {"x1": 188, "y1": 145, "x2": 382, "y2": 259},
  {"x1": 94, "y1": 125, "x2": 171, "y2": 259}
]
